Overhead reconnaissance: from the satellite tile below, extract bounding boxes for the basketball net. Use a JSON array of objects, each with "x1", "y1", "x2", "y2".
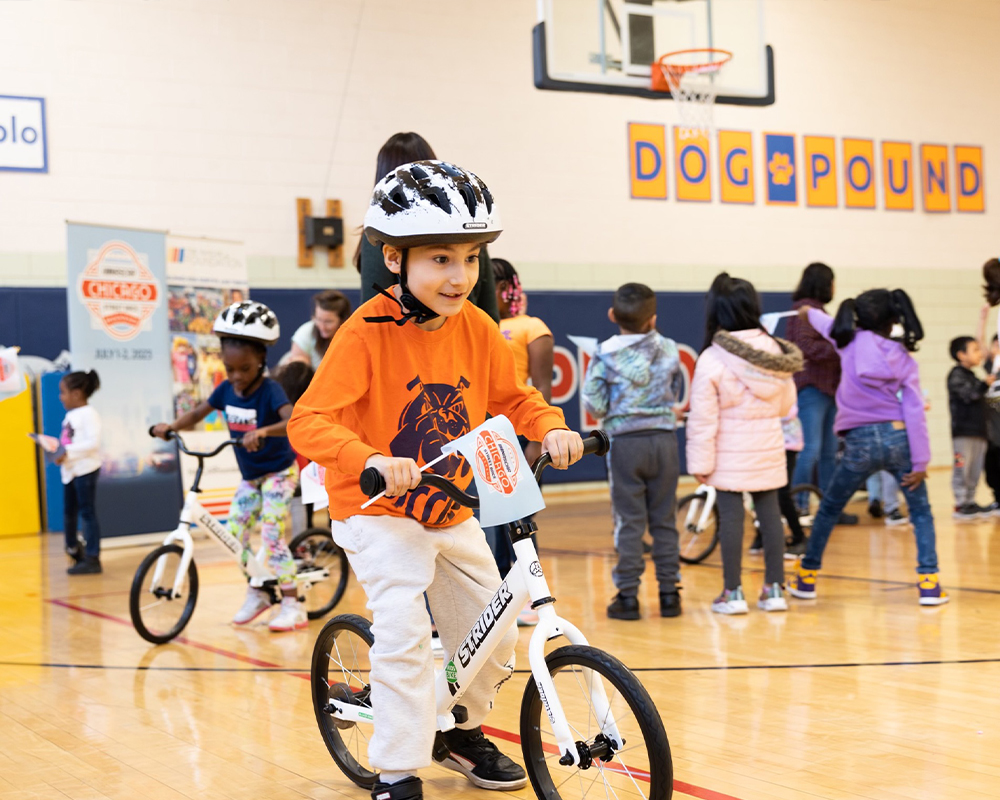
[{"x1": 657, "y1": 49, "x2": 732, "y2": 141}]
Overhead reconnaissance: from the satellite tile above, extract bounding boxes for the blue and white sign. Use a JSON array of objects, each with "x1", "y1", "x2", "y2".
[{"x1": 0, "y1": 95, "x2": 48, "y2": 173}]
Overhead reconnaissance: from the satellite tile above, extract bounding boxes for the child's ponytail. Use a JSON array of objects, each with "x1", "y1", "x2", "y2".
[
  {"x1": 889, "y1": 289, "x2": 923, "y2": 352},
  {"x1": 64, "y1": 369, "x2": 101, "y2": 399},
  {"x1": 831, "y1": 298, "x2": 858, "y2": 348}
]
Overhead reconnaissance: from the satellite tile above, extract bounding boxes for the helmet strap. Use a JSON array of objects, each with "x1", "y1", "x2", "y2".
[{"x1": 364, "y1": 249, "x2": 440, "y2": 326}]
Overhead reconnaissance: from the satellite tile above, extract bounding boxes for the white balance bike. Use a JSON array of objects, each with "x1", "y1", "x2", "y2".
[
  {"x1": 129, "y1": 428, "x2": 349, "y2": 644},
  {"x1": 310, "y1": 431, "x2": 673, "y2": 800}
]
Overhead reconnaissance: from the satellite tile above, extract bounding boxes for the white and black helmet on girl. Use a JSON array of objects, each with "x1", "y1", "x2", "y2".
[
  {"x1": 213, "y1": 301, "x2": 281, "y2": 347},
  {"x1": 362, "y1": 160, "x2": 502, "y2": 325}
]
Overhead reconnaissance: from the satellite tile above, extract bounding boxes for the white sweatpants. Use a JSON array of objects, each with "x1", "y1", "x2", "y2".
[{"x1": 332, "y1": 514, "x2": 519, "y2": 773}]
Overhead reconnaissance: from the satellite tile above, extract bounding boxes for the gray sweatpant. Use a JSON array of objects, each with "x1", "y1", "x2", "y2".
[
  {"x1": 608, "y1": 430, "x2": 680, "y2": 596},
  {"x1": 717, "y1": 489, "x2": 785, "y2": 591},
  {"x1": 952, "y1": 435, "x2": 987, "y2": 506}
]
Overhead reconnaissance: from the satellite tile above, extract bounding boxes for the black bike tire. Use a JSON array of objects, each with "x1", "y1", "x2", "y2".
[
  {"x1": 790, "y1": 483, "x2": 824, "y2": 527},
  {"x1": 311, "y1": 614, "x2": 377, "y2": 789},
  {"x1": 676, "y1": 493, "x2": 720, "y2": 565},
  {"x1": 289, "y1": 527, "x2": 349, "y2": 620},
  {"x1": 129, "y1": 543, "x2": 199, "y2": 645},
  {"x1": 520, "y1": 644, "x2": 673, "y2": 800}
]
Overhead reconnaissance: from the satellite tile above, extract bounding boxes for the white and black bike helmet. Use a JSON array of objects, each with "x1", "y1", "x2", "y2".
[
  {"x1": 213, "y1": 301, "x2": 281, "y2": 346},
  {"x1": 363, "y1": 160, "x2": 502, "y2": 249},
  {"x1": 362, "y1": 161, "x2": 502, "y2": 326}
]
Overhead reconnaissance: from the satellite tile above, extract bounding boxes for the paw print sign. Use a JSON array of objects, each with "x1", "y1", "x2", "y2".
[{"x1": 764, "y1": 134, "x2": 798, "y2": 205}]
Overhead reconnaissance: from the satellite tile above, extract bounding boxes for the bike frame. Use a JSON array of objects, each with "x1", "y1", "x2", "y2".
[
  {"x1": 684, "y1": 483, "x2": 717, "y2": 531},
  {"x1": 327, "y1": 523, "x2": 624, "y2": 768}
]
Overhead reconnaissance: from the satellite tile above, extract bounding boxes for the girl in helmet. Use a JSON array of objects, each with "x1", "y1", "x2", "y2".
[{"x1": 152, "y1": 301, "x2": 305, "y2": 632}]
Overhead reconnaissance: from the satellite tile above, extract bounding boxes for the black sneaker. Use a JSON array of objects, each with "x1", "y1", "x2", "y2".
[
  {"x1": 371, "y1": 776, "x2": 422, "y2": 800},
  {"x1": 953, "y1": 504, "x2": 980, "y2": 521},
  {"x1": 66, "y1": 544, "x2": 84, "y2": 564},
  {"x1": 606, "y1": 593, "x2": 640, "y2": 620},
  {"x1": 67, "y1": 557, "x2": 102, "y2": 575},
  {"x1": 784, "y1": 538, "x2": 808, "y2": 559},
  {"x1": 884, "y1": 509, "x2": 910, "y2": 527},
  {"x1": 868, "y1": 499, "x2": 883, "y2": 519},
  {"x1": 659, "y1": 591, "x2": 682, "y2": 618},
  {"x1": 434, "y1": 727, "x2": 527, "y2": 790},
  {"x1": 837, "y1": 512, "x2": 859, "y2": 526}
]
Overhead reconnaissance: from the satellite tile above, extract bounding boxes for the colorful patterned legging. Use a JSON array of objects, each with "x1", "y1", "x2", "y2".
[{"x1": 227, "y1": 463, "x2": 299, "y2": 587}]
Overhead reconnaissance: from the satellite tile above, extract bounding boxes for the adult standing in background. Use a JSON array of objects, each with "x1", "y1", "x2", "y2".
[
  {"x1": 354, "y1": 131, "x2": 499, "y2": 322},
  {"x1": 787, "y1": 262, "x2": 858, "y2": 524},
  {"x1": 284, "y1": 290, "x2": 352, "y2": 369}
]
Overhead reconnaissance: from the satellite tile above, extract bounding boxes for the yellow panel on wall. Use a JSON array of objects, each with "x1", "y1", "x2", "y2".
[{"x1": 0, "y1": 375, "x2": 41, "y2": 537}]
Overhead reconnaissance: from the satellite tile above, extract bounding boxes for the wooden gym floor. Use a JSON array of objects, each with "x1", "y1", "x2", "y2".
[{"x1": 2, "y1": 470, "x2": 999, "y2": 800}]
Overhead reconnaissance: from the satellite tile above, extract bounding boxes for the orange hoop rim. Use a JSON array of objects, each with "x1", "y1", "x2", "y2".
[{"x1": 657, "y1": 48, "x2": 733, "y2": 79}]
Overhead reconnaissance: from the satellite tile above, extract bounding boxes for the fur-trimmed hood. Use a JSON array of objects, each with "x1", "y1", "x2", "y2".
[{"x1": 710, "y1": 329, "x2": 803, "y2": 404}]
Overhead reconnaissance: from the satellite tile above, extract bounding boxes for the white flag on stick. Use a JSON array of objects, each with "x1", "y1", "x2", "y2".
[
  {"x1": 760, "y1": 311, "x2": 797, "y2": 335},
  {"x1": 441, "y1": 415, "x2": 546, "y2": 527},
  {"x1": 301, "y1": 462, "x2": 330, "y2": 510}
]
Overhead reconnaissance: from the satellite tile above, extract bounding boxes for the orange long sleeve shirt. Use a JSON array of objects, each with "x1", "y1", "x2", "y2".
[{"x1": 288, "y1": 293, "x2": 567, "y2": 527}]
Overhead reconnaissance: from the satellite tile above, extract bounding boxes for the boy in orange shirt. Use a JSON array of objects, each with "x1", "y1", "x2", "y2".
[{"x1": 288, "y1": 161, "x2": 583, "y2": 800}]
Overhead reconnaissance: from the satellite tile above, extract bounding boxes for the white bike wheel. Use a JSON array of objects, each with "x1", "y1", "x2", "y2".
[
  {"x1": 129, "y1": 544, "x2": 198, "y2": 644},
  {"x1": 311, "y1": 614, "x2": 377, "y2": 788},
  {"x1": 520, "y1": 645, "x2": 672, "y2": 800}
]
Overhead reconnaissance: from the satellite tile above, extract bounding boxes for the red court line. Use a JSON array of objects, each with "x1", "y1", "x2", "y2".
[
  {"x1": 50, "y1": 598, "x2": 747, "y2": 800},
  {"x1": 47, "y1": 599, "x2": 284, "y2": 669}
]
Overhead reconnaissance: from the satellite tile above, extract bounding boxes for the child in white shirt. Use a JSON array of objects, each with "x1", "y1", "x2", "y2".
[{"x1": 58, "y1": 370, "x2": 103, "y2": 575}]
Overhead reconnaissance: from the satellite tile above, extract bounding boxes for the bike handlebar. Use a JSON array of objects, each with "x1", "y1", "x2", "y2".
[
  {"x1": 148, "y1": 426, "x2": 242, "y2": 458},
  {"x1": 359, "y1": 430, "x2": 610, "y2": 507}
]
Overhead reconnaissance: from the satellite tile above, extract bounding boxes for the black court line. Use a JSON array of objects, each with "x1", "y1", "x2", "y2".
[
  {"x1": 537, "y1": 547, "x2": 1000, "y2": 595},
  {"x1": 5, "y1": 656, "x2": 1000, "y2": 674}
]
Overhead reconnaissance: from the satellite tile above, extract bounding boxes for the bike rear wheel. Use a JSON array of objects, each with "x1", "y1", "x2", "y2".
[
  {"x1": 311, "y1": 614, "x2": 377, "y2": 789},
  {"x1": 676, "y1": 493, "x2": 720, "y2": 564},
  {"x1": 129, "y1": 544, "x2": 199, "y2": 644},
  {"x1": 520, "y1": 644, "x2": 672, "y2": 800},
  {"x1": 290, "y1": 527, "x2": 349, "y2": 620}
]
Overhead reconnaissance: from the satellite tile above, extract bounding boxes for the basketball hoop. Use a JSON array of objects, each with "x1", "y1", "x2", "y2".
[{"x1": 654, "y1": 48, "x2": 733, "y2": 139}]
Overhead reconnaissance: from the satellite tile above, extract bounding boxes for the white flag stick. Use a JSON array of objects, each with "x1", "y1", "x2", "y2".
[
  {"x1": 360, "y1": 451, "x2": 450, "y2": 509},
  {"x1": 760, "y1": 310, "x2": 797, "y2": 335}
]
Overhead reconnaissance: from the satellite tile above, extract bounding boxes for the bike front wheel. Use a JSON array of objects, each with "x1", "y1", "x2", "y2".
[
  {"x1": 129, "y1": 544, "x2": 199, "y2": 644},
  {"x1": 311, "y1": 614, "x2": 377, "y2": 789},
  {"x1": 676, "y1": 492, "x2": 720, "y2": 564},
  {"x1": 520, "y1": 645, "x2": 672, "y2": 800},
  {"x1": 290, "y1": 527, "x2": 349, "y2": 619}
]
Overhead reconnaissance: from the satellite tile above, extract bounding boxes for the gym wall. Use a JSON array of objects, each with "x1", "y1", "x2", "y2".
[{"x1": 2, "y1": 0, "x2": 997, "y2": 466}]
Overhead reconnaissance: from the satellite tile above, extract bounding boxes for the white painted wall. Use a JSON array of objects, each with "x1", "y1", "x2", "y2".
[{"x1": 2, "y1": 0, "x2": 998, "y2": 465}]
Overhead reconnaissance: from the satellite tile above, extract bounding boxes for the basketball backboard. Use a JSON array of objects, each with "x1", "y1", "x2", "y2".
[{"x1": 533, "y1": 0, "x2": 774, "y2": 105}]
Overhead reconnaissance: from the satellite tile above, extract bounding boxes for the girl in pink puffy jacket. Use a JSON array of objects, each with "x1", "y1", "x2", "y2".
[{"x1": 686, "y1": 274, "x2": 803, "y2": 615}]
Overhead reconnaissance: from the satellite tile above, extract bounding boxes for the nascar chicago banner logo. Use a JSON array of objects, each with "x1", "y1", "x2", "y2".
[
  {"x1": 475, "y1": 429, "x2": 520, "y2": 495},
  {"x1": 77, "y1": 240, "x2": 161, "y2": 341}
]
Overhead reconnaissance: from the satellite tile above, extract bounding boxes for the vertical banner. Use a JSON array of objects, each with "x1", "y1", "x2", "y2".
[
  {"x1": 166, "y1": 235, "x2": 249, "y2": 519},
  {"x1": 718, "y1": 130, "x2": 754, "y2": 204},
  {"x1": 67, "y1": 223, "x2": 180, "y2": 537},
  {"x1": 628, "y1": 123, "x2": 668, "y2": 200},
  {"x1": 843, "y1": 138, "x2": 876, "y2": 209},
  {"x1": 921, "y1": 144, "x2": 951, "y2": 212},
  {"x1": 954, "y1": 145, "x2": 985, "y2": 213},
  {"x1": 674, "y1": 128, "x2": 711, "y2": 202},
  {"x1": 881, "y1": 141, "x2": 914, "y2": 211},
  {"x1": 803, "y1": 136, "x2": 838, "y2": 208},
  {"x1": 764, "y1": 133, "x2": 797, "y2": 205}
]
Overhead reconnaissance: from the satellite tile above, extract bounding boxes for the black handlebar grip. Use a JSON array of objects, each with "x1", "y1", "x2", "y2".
[
  {"x1": 148, "y1": 426, "x2": 157, "y2": 438},
  {"x1": 584, "y1": 430, "x2": 611, "y2": 458},
  {"x1": 360, "y1": 467, "x2": 386, "y2": 498},
  {"x1": 149, "y1": 426, "x2": 176, "y2": 440}
]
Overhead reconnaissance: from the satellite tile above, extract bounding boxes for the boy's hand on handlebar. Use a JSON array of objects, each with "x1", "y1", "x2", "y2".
[
  {"x1": 541, "y1": 429, "x2": 584, "y2": 470},
  {"x1": 242, "y1": 429, "x2": 266, "y2": 452},
  {"x1": 901, "y1": 470, "x2": 927, "y2": 489},
  {"x1": 151, "y1": 423, "x2": 173, "y2": 440},
  {"x1": 365, "y1": 454, "x2": 421, "y2": 497}
]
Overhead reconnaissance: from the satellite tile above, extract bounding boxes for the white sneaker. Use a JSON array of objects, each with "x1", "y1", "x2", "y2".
[
  {"x1": 757, "y1": 582, "x2": 788, "y2": 612},
  {"x1": 232, "y1": 586, "x2": 272, "y2": 625},
  {"x1": 711, "y1": 586, "x2": 749, "y2": 615},
  {"x1": 268, "y1": 596, "x2": 307, "y2": 632}
]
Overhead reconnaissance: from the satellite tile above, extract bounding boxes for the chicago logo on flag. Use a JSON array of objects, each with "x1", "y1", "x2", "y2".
[{"x1": 475, "y1": 430, "x2": 520, "y2": 495}]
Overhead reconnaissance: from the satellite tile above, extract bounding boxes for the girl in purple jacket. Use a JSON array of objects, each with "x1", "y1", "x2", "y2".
[{"x1": 788, "y1": 289, "x2": 948, "y2": 606}]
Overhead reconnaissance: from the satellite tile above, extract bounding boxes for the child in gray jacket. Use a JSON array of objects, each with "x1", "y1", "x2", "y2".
[{"x1": 583, "y1": 283, "x2": 684, "y2": 620}]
